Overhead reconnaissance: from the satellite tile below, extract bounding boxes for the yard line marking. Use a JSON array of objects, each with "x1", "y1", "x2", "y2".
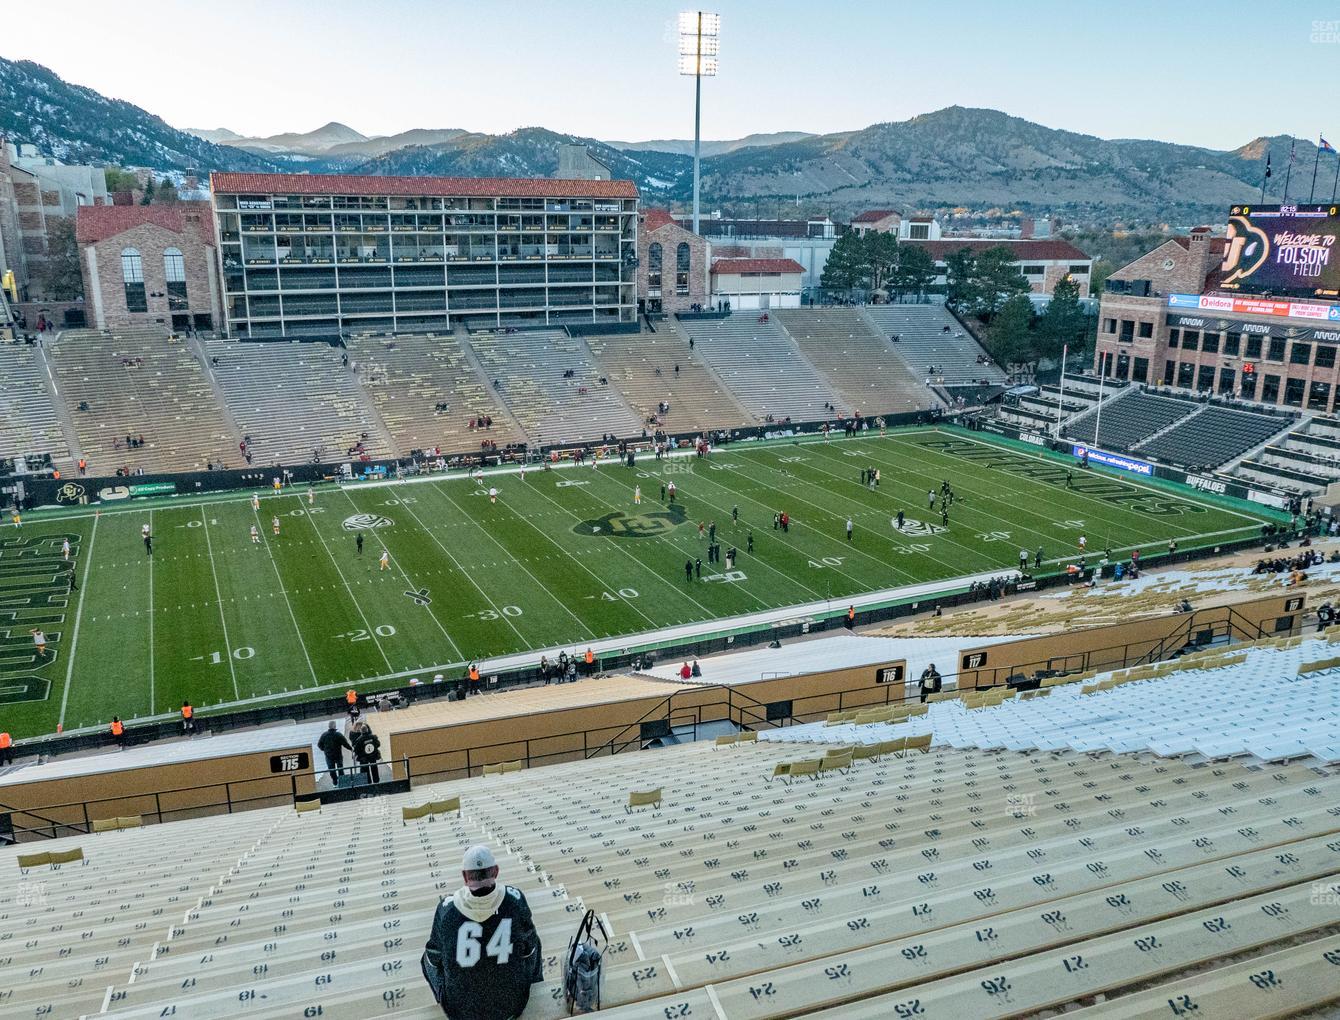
[
  {"x1": 429, "y1": 484, "x2": 600, "y2": 639},
  {"x1": 57, "y1": 512, "x2": 98, "y2": 729},
  {"x1": 294, "y1": 496, "x2": 394, "y2": 673},
  {"x1": 258, "y1": 518, "x2": 318, "y2": 686},
  {"x1": 147, "y1": 508, "x2": 155, "y2": 715},
  {"x1": 198, "y1": 506, "x2": 240, "y2": 700},
  {"x1": 336, "y1": 488, "x2": 467, "y2": 659}
]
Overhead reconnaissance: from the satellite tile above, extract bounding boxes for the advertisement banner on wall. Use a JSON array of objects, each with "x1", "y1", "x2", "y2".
[
  {"x1": 1071, "y1": 444, "x2": 1153, "y2": 476},
  {"x1": 1168, "y1": 292, "x2": 1340, "y2": 323}
]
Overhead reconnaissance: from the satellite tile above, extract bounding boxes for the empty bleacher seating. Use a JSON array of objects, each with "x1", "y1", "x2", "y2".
[
  {"x1": 48, "y1": 329, "x2": 238, "y2": 474},
  {"x1": 6, "y1": 637, "x2": 1339, "y2": 1019},
  {"x1": 585, "y1": 325, "x2": 757, "y2": 432},
  {"x1": 467, "y1": 329, "x2": 646, "y2": 446},
  {"x1": 675, "y1": 314, "x2": 845, "y2": 421},
  {"x1": 775, "y1": 308, "x2": 933, "y2": 415},
  {"x1": 206, "y1": 339, "x2": 391, "y2": 465},
  {"x1": 863, "y1": 304, "x2": 1008, "y2": 387},
  {"x1": 1137, "y1": 404, "x2": 1293, "y2": 469},
  {"x1": 345, "y1": 332, "x2": 524, "y2": 452},
  {"x1": 1063, "y1": 390, "x2": 1194, "y2": 451},
  {"x1": 0, "y1": 342, "x2": 71, "y2": 466}
]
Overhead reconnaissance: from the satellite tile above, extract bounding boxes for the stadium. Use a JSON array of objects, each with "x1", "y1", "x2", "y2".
[{"x1": 3, "y1": 168, "x2": 1340, "y2": 1018}]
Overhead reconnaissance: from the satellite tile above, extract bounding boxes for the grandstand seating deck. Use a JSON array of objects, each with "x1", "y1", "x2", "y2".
[
  {"x1": 0, "y1": 342, "x2": 71, "y2": 465},
  {"x1": 862, "y1": 304, "x2": 1008, "y2": 386},
  {"x1": 466, "y1": 329, "x2": 643, "y2": 446},
  {"x1": 585, "y1": 326, "x2": 757, "y2": 433},
  {"x1": 47, "y1": 329, "x2": 238, "y2": 474},
  {"x1": 1063, "y1": 390, "x2": 1195, "y2": 451},
  {"x1": 1137, "y1": 404, "x2": 1293, "y2": 469},
  {"x1": 205, "y1": 339, "x2": 391, "y2": 465},
  {"x1": 7, "y1": 640, "x2": 1340, "y2": 1020},
  {"x1": 675, "y1": 314, "x2": 845, "y2": 421},
  {"x1": 775, "y1": 308, "x2": 935, "y2": 415},
  {"x1": 345, "y1": 332, "x2": 524, "y2": 453}
]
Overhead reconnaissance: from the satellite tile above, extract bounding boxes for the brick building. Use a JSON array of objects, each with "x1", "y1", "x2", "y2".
[
  {"x1": 636, "y1": 209, "x2": 709, "y2": 315},
  {"x1": 1095, "y1": 227, "x2": 1340, "y2": 412},
  {"x1": 76, "y1": 202, "x2": 222, "y2": 332}
]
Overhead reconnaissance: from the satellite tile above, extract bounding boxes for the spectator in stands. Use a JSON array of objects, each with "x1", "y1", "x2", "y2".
[
  {"x1": 679, "y1": 661, "x2": 692, "y2": 680},
  {"x1": 352, "y1": 722, "x2": 382, "y2": 783},
  {"x1": 918, "y1": 664, "x2": 941, "y2": 703},
  {"x1": 317, "y1": 721, "x2": 352, "y2": 784},
  {"x1": 422, "y1": 845, "x2": 543, "y2": 1020},
  {"x1": 0, "y1": 729, "x2": 13, "y2": 766}
]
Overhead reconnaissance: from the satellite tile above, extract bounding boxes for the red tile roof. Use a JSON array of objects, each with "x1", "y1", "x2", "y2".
[
  {"x1": 710, "y1": 258, "x2": 806, "y2": 275},
  {"x1": 851, "y1": 209, "x2": 899, "y2": 224},
  {"x1": 76, "y1": 202, "x2": 214, "y2": 245},
  {"x1": 641, "y1": 209, "x2": 678, "y2": 232},
  {"x1": 210, "y1": 172, "x2": 638, "y2": 199},
  {"x1": 904, "y1": 238, "x2": 1090, "y2": 262}
]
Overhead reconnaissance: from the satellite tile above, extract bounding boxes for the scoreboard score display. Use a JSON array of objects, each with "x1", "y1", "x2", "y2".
[{"x1": 1220, "y1": 204, "x2": 1340, "y2": 299}]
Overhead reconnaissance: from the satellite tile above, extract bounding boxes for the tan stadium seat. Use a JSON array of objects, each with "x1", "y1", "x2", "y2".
[
  {"x1": 766, "y1": 762, "x2": 791, "y2": 783},
  {"x1": 48, "y1": 848, "x2": 84, "y2": 866},
  {"x1": 429, "y1": 797, "x2": 461, "y2": 816},
  {"x1": 117, "y1": 816, "x2": 143, "y2": 829},
  {"x1": 626, "y1": 788, "x2": 662, "y2": 812},
  {"x1": 294, "y1": 799, "x2": 321, "y2": 814},
  {"x1": 738, "y1": 731, "x2": 758, "y2": 743},
  {"x1": 784, "y1": 758, "x2": 823, "y2": 782},
  {"x1": 17, "y1": 851, "x2": 52, "y2": 870},
  {"x1": 401, "y1": 803, "x2": 434, "y2": 823},
  {"x1": 481, "y1": 763, "x2": 504, "y2": 776},
  {"x1": 714, "y1": 734, "x2": 738, "y2": 748},
  {"x1": 92, "y1": 817, "x2": 121, "y2": 834},
  {"x1": 501, "y1": 760, "x2": 524, "y2": 773}
]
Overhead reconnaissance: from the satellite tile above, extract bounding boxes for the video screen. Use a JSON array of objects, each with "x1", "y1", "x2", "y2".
[{"x1": 1220, "y1": 204, "x2": 1340, "y2": 299}]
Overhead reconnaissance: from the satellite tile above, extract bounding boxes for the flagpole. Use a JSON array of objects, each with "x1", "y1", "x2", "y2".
[
  {"x1": 1332, "y1": 152, "x2": 1340, "y2": 204},
  {"x1": 1310, "y1": 136, "x2": 1322, "y2": 203},
  {"x1": 1055, "y1": 344, "x2": 1067, "y2": 437},
  {"x1": 1260, "y1": 150, "x2": 1270, "y2": 203},
  {"x1": 1283, "y1": 140, "x2": 1296, "y2": 202},
  {"x1": 1093, "y1": 355, "x2": 1106, "y2": 447}
]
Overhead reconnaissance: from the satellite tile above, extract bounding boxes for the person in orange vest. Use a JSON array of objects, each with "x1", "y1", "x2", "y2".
[
  {"x1": 0, "y1": 729, "x2": 13, "y2": 766},
  {"x1": 583, "y1": 647, "x2": 595, "y2": 677},
  {"x1": 77, "y1": 457, "x2": 87, "y2": 476},
  {"x1": 467, "y1": 663, "x2": 481, "y2": 696},
  {"x1": 110, "y1": 716, "x2": 126, "y2": 749},
  {"x1": 846, "y1": 605, "x2": 856, "y2": 630},
  {"x1": 345, "y1": 689, "x2": 359, "y2": 720},
  {"x1": 181, "y1": 700, "x2": 195, "y2": 735}
]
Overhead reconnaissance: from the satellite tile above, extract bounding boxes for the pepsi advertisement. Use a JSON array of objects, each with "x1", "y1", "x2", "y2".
[{"x1": 1220, "y1": 204, "x2": 1340, "y2": 299}]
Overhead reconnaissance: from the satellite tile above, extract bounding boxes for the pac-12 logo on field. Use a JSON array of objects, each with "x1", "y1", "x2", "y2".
[
  {"x1": 575, "y1": 505, "x2": 686, "y2": 539},
  {"x1": 892, "y1": 517, "x2": 946, "y2": 537},
  {"x1": 342, "y1": 514, "x2": 394, "y2": 531}
]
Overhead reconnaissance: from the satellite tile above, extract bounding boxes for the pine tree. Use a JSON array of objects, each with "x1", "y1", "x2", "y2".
[{"x1": 140, "y1": 174, "x2": 154, "y2": 205}]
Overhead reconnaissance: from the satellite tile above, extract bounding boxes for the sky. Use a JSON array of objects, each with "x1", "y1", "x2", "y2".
[{"x1": 8, "y1": 0, "x2": 1340, "y2": 148}]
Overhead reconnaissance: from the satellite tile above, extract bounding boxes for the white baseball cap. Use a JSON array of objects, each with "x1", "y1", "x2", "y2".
[{"x1": 462, "y1": 845, "x2": 496, "y2": 872}]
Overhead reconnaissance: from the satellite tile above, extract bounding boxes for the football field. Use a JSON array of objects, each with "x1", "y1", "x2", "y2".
[{"x1": 1, "y1": 428, "x2": 1273, "y2": 738}]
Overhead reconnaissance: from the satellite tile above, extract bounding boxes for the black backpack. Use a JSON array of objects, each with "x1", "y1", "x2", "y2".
[{"x1": 563, "y1": 909, "x2": 608, "y2": 1014}]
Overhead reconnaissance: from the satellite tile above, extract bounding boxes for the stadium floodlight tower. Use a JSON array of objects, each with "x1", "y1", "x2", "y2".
[{"x1": 679, "y1": 10, "x2": 720, "y2": 235}]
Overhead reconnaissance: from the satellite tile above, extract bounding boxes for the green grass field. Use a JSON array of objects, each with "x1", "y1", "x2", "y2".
[{"x1": 1, "y1": 428, "x2": 1272, "y2": 738}]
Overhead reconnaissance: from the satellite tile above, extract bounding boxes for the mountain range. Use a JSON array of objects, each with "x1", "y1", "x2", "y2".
[{"x1": 1, "y1": 54, "x2": 1329, "y2": 226}]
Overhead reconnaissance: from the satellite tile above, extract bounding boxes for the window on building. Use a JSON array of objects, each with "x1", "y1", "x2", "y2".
[
  {"x1": 1068, "y1": 264, "x2": 1089, "y2": 275},
  {"x1": 1138, "y1": 321, "x2": 1153, "y2": 339},
  {"x1": 1132, "y1": 357, "x2": 1149, "y2": 383},
  {"x1": 1197, "y1": 365, "x2": 1215, "y2": 391},
  {"x1": 1103, "y1": 318, "x2": 1117, "y2": 334},
  {"x1": 1176, "y1": 362, "x2": 1195, "y2": 388},
  {"x1": 1201, "y1": 332, "x2": 1219, "y2": 354},
  {"x1": 1223, "y1": 333, "x2": 1240, "y2": 356},
  {"x1": 1240, "y1": 371, "x2": 1256, "y2": 399},
  {"x1": 1283, "y1": 377, "x2": 1305, "y2": 407},
  {"x1": 1261, "y1": 374, "x2": 1281, "y2": 402},
  {"x1": 121, "y1": 247, "x2": 147, "y2": 312},
  {"x1": 1267, "y1": 337, "x2": 1286, "y2": 361},
  {"x1": 647, "y1": 242, "x2": 662, "y2": 290},
  {"x1": 1119, "y1": 320, "x2": 1134, "y2": 342},
  {"x1": 1181, "y1": 330, "x2": 1199, "y2": 351},
  {"x1": 1245, "y1": 335, "x2": 1263, "y2": 359},
  {"x1": 1289, "y1": 342, "x2": 1312, "y2": 365},
  {"x1": 1309, "y1": 381, "x2": 1331, "y2": 411},
  {"x1": 1315, "y1": 345, "x2": 1336, "y2": 369},
  {"x1": 676, "y1": 242, "x2": 690, "y2": 295},
  {"x1": 1168, "y1": 329, "x2": 1180, "y2": 348},
  {"x1": 908, "y1": 224, "x2": 929, "y2": 240},
  {"x1": 1163, "y1": 360, "x2": 1175, "y2": 385},
  {"x1": 1218, "y1": 368, "x2": 1236, "y2": 394},
  {"x1": 1021, "y1": 264, "x2": 1044, "y2": 276},
  {"x1": 163, "y1": 247, "x2": 188, "y2": 310}
]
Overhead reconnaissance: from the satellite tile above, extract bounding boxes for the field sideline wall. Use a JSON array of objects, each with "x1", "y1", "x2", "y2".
[
  {"x1": 955, "y1": 592, "x2": 1305, "y2": 688},
  {"x1": 388, "y1": 660, "x2": 909, "y2": 782},
  {"x1": 0, "y1": 745, "x2": 317, "y2": 837}
]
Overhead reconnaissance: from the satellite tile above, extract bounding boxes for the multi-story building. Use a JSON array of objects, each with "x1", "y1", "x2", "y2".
[
  {"x1": 675, "y1": 216, "x2": 837, "y2": 297},
  {"x1": 76, "y1": 202, "x2": 222, "y2": 332},
  {"x1": 0, "y1": 140, "x2": 108, "y2": 303},
  {"x1": 209, "y1": 172, "x2": 639, "y2": 338},
  {"x1": 1095, "y1": 222, "x2": 1340, "y2": 412},
  {"x1": 636, "y1": 209, "x2": 709, "y2": 315},
  {"x1": 903, "y1": 237, "x2": 1092, "y2": 298}
]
